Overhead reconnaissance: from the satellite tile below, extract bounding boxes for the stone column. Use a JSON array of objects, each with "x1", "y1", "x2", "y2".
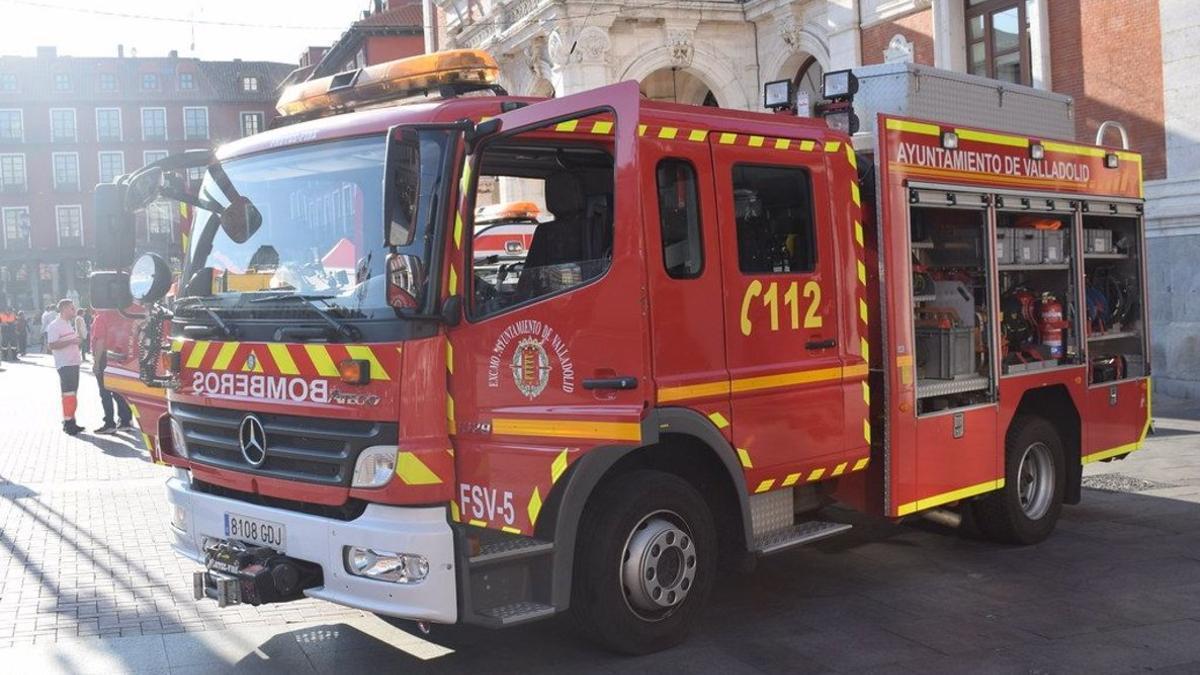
[
  {"x1": 547, "y1": 24, "x2": 612, "y2": 97},
  {"x1": 825, "y1": 0, "x2": 862, "y2": 70}
]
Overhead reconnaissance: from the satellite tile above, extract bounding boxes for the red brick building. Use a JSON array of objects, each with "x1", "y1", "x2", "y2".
[
  {"x1": 859, "y1": 0, "x2": 1166, "y2": 180},
  {"x1": 0, "y1": 46, "x2": 293, "y2": 310},
  {"x1": 282, "y1": 1, "x2": 426, "y2": 89}
]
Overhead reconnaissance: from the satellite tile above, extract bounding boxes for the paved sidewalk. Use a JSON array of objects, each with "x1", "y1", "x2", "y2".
[{"x1": 2, "y1": 352, "x2": 1200, "y2": 673}]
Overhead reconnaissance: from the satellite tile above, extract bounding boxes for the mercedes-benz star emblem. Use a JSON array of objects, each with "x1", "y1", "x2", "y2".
[{"x1": 238, "y1": 415, "x2": 268, "y2": 467}]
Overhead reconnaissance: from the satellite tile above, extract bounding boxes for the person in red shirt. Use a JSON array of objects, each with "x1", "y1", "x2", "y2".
[{"x1": 90, "y1": 308, "x2": 133, "y2": 434}]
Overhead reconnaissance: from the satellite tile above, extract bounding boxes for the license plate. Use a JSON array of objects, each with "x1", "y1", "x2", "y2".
[{"x1": 223, "y1": 513, "x2": 286, "y2": 551}]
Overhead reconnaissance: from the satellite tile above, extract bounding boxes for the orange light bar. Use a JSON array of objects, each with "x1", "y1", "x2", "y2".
[
  {"x1": 277, "y1": 49, "x2": 501, "y2": 118},
  {"x1": 476, "y1": 201, "x2": 541, "y2": 223}
]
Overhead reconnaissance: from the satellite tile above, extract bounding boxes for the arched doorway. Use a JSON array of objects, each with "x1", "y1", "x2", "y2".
[
  {"x1": 639, "y1": 67, "x2": 720, "y2": 107},
  {"x1": 793, "y1": 55, "x2": 824, "y2": 114}
]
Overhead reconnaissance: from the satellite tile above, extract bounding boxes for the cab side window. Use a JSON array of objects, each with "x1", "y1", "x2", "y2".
[
  {"x1": 732, "y1": 164, "x2": 816, "y2": 274},
  {"x1": 656, "y1": 159, "x2": 703, "y2": 278},
  {"x1": 469, "y1": 125, "x2": 615, "y2": 318}
]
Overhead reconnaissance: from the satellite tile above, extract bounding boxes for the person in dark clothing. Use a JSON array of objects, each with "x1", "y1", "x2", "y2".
[{"x1": 15, "y1": 310, "x2": 27, "y2": 355}]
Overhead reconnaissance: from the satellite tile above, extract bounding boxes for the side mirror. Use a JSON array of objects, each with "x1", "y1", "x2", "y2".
[
  {"x1": 89, "y1": 271, "x2": 132, "y2": 310},
  {"x1": 384, "y1": 127, "x2": 422, "y2": 248},
  {"x1": 125, "y1": 167, "x2": 164, "y2": 211},
  {"x1": 93, "y1": 183, "x2": 136, "y2": 270},
  {"x1": 129, "y1": 253, "x2": 172, "y2": 305}
]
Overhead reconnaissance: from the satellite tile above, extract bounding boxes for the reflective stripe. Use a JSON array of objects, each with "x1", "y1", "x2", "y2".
[
  {"x1": 550, "y1": 448, "x2": 569, "y2": 482},
  {"x1": 853, "y1": 457, "x2": 870, "y2": 471},
  {"x1": 855, "y1": 221, "x2": 864, "y2": 247},
  {"x1": 527, "y1": 486, "x2": 543, "y2": 526},
  {"x1": 445, "y1": 340, "x2": 454, "y2": 375},
  {"x1": 896, "y1": 479, "x2": 1005, "y2": 516},
  {"x1": 658, "y1": 126, "x2": 678, "y2": 140},
  {"x1": 885, "y1": 118, "x2": 940, "y2": 136},
  {"x1": 755, "y1": 479, "x2": 775, "y2": 493},
  {"x1": 304, "y1": 344, "x2": 339, "y2": 377},
  {"x1": 956, "y1": 127, "x2": 1027, "y2": 148},
  {"x1": 211, "y1": 342, "x2": 239, "y2": 371},
  {"x1": 807, "y1": 468, "x2": 825, "y2": 481},
  {"x1": 824, "y1": 140, "x2": 841, "y2": 153},
  {"x1": 850, "y1": 181, "x2": 861, "y2": 206},
  {"x1": 492, "y1": 417, "x2": 642, "y2": 442},
  {"x1": 748, "y1": 135, "x2": 764, "y2": 147},
  {"x1": 857, "y1": 260, "x2": 867, "y2": 285},
  {"x1": 657, "y1": 379, "x2": 731, "y2": 403},
  {"x1": 591, "y1": 120, "x2": 613, "y2": 134},
  {"x1": 345, "y1": 345, "x2": 389, "y2": 381},
  {"x1": 719, "y1": 132, "x2": 737, "y2": 144},
  {"x1": 708, "y1": 411, "x2": 730, "y2": 429},
  {"x1": 736, "y1": 447, "x2": 753, "y2": 468},
  {"x1": 831, "y1": 462, "x2": 848, "y2": 476},
  {"x1": 774, "y1": 138, "x2": 791, "y2": 150},
  {"x1": 555, "y1": 120, "x2": 579, "y2": 132},
  {"x1": 268, "y1": 343, "x2": 299, "y2": 375},
  {"x1": 185, "y1": 340, "x2": 211, "y2": 369},
  {"x1": 782, "y1": 472, "x2": 801, "y2": 486},
  {"x1": 688, "y1": 129, "x2": 708, "y2": 142}
]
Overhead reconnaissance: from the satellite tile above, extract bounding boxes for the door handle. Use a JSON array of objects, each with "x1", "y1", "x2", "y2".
[
  {"x1": 805, "y1": 338, "x2": 837, "y2": 350},
  {"x1": 582, "y1": 376, "x2": 639, "y2": 390}
]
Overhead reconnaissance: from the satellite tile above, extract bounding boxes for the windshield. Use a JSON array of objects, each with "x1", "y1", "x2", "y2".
[{"x1": 184, "y1": 134, "x2": 443, "y2": 320}]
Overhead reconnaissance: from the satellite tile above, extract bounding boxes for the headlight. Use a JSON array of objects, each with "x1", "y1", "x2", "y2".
[
  {"x1": 170, "y1": 417, "x2": 189, "y2": 458},
  {"x1": 344, "y1": 546, "x2": 429, "y2": 584},
  {"x1": 352, "y1": 445, "x2": 398, "y2": 488}
]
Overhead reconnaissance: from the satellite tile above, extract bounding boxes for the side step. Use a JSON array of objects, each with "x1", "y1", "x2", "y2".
[
  {"x1": 469, "y1": 537, "x2": 553, "y2": 567},
  {"x1": 476, "y1": 601, "x2": 556, "y2": 626},
  {"x1": 754, "y1": 521, "x2": 852, "y2": 555}
]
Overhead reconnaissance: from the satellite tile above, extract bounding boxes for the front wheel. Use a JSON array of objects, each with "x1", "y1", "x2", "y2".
[
  {"x1": 972, "y1": 415, "x2": 1066, "y2": 545},
  {"x1": 570, "y1": 470, "x2": 717, "y2": 655}
]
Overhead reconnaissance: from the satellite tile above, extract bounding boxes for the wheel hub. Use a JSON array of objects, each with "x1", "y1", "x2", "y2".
[
  {"x1": 621, "y1": 514, "x2": 697, "y2": 618},
  {"x1": 1017, "y1": 441, "x2": 1054, "y2": 520}
]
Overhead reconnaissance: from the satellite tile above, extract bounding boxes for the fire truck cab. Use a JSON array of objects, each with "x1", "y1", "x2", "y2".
[{"x1": 88, "y1": 52, "x2": 1151, "y2": 655}]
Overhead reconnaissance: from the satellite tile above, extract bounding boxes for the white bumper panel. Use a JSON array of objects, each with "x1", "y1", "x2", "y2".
[{"x1": 166, "y1": 476, "x2": 458, "y2": 624}]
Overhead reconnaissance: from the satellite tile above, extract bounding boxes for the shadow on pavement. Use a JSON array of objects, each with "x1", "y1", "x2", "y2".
[{"x1": 76, "y1": 432, "x2": 152, "y2": 461}]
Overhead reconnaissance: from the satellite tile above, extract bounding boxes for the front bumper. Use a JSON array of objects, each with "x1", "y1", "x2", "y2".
[{"x1": 166, "y1": 475, "x2": 458, "y2": 623}]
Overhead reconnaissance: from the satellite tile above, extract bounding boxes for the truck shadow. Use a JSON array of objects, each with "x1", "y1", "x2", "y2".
[{"x1": 242, "y1": 487, "x2": 1200, "y2": 673}]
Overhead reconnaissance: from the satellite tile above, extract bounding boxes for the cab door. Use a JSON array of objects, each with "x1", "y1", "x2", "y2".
[
  {"x1": 445, "y1": 83, "x2": 649, "y2": 536},
  {"x1": 710, "y1": 136, "x2": 850, "y2": 488}
]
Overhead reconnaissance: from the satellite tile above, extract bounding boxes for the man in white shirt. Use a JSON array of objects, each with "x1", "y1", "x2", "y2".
[{"x1": 46, "y1": 299, "x2": 84, "y2": 435}]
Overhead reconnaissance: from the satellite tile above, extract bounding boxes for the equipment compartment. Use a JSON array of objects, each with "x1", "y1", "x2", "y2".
[
  {"x1": 909, "y1": 192, "x2": 997, "y2": 415},
  {"x1": 1082, "y1": 202, "x2": 1147, "y2": 384}
]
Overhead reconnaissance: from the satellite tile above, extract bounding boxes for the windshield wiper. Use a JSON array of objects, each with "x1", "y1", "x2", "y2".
[
  {"x1": 247, "y1": 293, "x2": 359, "y2": 341},
  {"x1": 175, "y1": 297, "x2": 236, "y2": 338}
]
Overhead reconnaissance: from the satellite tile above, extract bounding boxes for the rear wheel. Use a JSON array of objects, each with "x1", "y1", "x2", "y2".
[
  {"x1": 570, "y1": 470, "x2": 716, "y2": 654},
  {"x1": 973, "y1": 415, "x2": 1065, "y2": 544}
]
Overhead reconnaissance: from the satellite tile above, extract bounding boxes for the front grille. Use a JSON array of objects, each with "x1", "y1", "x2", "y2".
[
  {"x1": 173, "y1": 402, "x2": 396, "y2": 487},
  {"x1": 192, "y1": 479, "x2": 369, "y2": 521}
]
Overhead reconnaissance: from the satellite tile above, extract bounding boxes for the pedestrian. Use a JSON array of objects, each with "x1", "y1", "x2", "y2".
[
  {"x1": 74, "y1": 310, "x2": 89, "y2": 361},
  {"x1": 46, "y1": 299, "x2": 84, "y2": 435},
  {"x1": 0, "y1": 307, "x2": 14, "y2": 361},
  {"x1": 83, "y1": 309, "x2": 94, "y2": 356},
  {"x1": 15, "y1": 310, "x2": 28, "y2": 356},
  {"x1": 40, "y1": 304, "x2": 55, "y2": 354},
  {"x1": 90, "y1": 308, "x2": 132, "y2": 434}
]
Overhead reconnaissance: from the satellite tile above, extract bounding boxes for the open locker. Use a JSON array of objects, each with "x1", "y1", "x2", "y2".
[{"x1": 1082, "y1": 199, "x2": 1147, "y2": 384}]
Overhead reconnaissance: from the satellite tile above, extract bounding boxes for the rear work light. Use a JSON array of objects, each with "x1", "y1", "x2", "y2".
[{"x1": 276, "y1": 49, "x2": 501, "y2": 118}]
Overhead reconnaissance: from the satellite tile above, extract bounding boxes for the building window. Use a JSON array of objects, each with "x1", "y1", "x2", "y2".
[
  {"x1": 732, "y1": 164, "x2": 817, "y2": 274},
  {"x1": 0, "y1": 110, "x2": 22, "y2": 141},
  {"x1": 241, "y1": 76, "x2": 259, "y2": 91},
  {"x1": 142, "y1": 73, "x2": 159, "y2": 90},
  {"x1": 179, "y1": 72, "x2": 195, "y2": 90},
  {"x1": 98, "y1": 151, "x2": 125, "y2": 184},
  {"x1": 56, "y1": 205, "x2": 83, "y2": 247},
  {"x1": 141, "y1": 108, "x2": 167, "y2": 141},
  {"x1": 2, "y1": 207, "x2": 30, "y2": 249},
  {"x1": 0, "y1": 154, "x2": 26, "y2": 192},
  {"x1": 98, "y1": 72, "x2": 117, "y2": 92},
  {"x1": 143, "y1": 150, "x2": 168, "y2": 167},
  {"x1": 183, "y1": 107, "x2": 209, "y2": 140},
  {"x1": 240, "y1": 112, "x2": 264, "y2": 137},
  {"x1": 50, "y1": 108, "x2": 76, "y2": 142},
  {"x1": 96, "y1": 108, "x2": 122, "y2": 142},
  {"x1": 656, "y1": 159, "x2": 704, "y2": 279},
  {"x1": 52, "y1": 153, "x2": 79, "y2": 191},
  {"x1": 54, "y1": 73, "x2": 71, "y2": 91},
  {"x1": 146, "y1": 200, "x2": 174, "y2": 239},
  {"x1": 0, "y1": 74, "x2": 16, "y2": 92},
  {"x1": 965, "y1": 0, "x2": 1030, "y2": 85}
]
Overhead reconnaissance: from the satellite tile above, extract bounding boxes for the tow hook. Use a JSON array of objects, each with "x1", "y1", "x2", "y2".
[{"x1": 417, "y1": 621, "x2": 431, "y2": 635}]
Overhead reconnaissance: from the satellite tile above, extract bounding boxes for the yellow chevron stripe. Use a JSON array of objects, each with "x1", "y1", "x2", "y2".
[
  {"x1": 857, "y1": 260, "x2": 867, "y2": 285},
  {"x1": 863, "y1": 419, "x2": 872, "y2": 444},
  {"x1": 885, "y1": 118, "x2": 940, "y2": 136},
  {"x1": 807, "y1": 468, "x2": 825, "y2": 481},
  {"x1": 859, "y1": 298, "x2": 869, "y2": 324},
  {"x1": 719, "y1": 132, "x2": 737, "y2": 144},
  {"x1": 855, "y1": 221, "x2": 865, "y2": 247},
  {"x1": 211, "y1": 342, "x2": 239, "y2": 371},
  {"x1": 824, "y1": 140, "x2": 841, "y2": 153},
  {"x1": 551, "y1": 448, "x2": 569, "y2": 483},
  {"x1": 748, "y1": 135, "x2": 764, "y2": 147},
  {"x1": 449, "y1": 265, "x2": 459, "y2": 295},
  {"x1": 501, "y1": 526, "x2": 522, "y2": 535},
  {"x1": 395, "y1": 451, "x2": 441, "y2": 485},
  {"x1": 956, "y1": 127, "x2": 1028, "y2": 148},
  {"x1": 658, "y1": 126, "x2": 678, "y2": 140},
  {"x1": 845, "y1": 143, "x2": 857, "y2": 169},
  {"x1": 782, "y1": 472, "x2": 801, "y2": 487},
  {"x1": 304, "y1": 344, "x2": 339, "y2": 377},
  {"x1": 527, "y1": 486, "x2": 543, "y2": 525},
  {"x1": 445, "y1": 340, "x2": 454, "y2": 375},
  {"x1": 708, "y1": 411, "x2": 730, "y2": 429},
  {"x1": 555, "y1": 119, "x2": 578, "y2": 132},
  {"x1": 591, "y1": 120, "x2": 613, "y2": 134},
  {"x1": 736, "y1": 447, "x2": 753, "y2": 468},
  {"x1": 454, "y1": 212, "x2": 463, "y2": 248},
  {"x1": 862, "y1": 381, "x2": 870, "y2": 405},
  {"x1": 774, "y1": 138, "x2": 791, "y2": 150},
  {"x1": 831, "y1": 462, "x2": 848, "y2": 476},
  {"x1": 755, "y1": 479, "x2": 775, "y2": 493},
  {"x1": 345, "y1": 345, "x2": 389, "y2": 381},
  {"x1": 185, "y1": 340, "x2": 211, "y2": 369},
  {"x1": 861, "y1": 337, "x2": 870, "y2": 363},
  {"x1": 267, "y1": 343, "x2": 299, "y2": 375},
  {"x1": 800, "y1": 140, "x2": 815, "y2": 151},
  {"x1": 853, "y1": 457, "x2": 870, "y2": 471},
  {"x1": 851, "y1": 181, "x2": 861, "y2": 206},
  {"x1": 688, "y1": 129, "x2": 708, "y2": 142}
]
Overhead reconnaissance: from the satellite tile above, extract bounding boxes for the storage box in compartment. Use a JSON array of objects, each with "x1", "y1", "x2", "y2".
[
  {"x1": 1085, "y1": 228, "x2": 1114, "y2": 253},
  {"x1": 1015, "y1": 230, "x2": 1042, "y2": 264},
  {"x1": 926, "y1": 237, "x2": 982, "y2": 267},
  {"x1": 995, "y1": 227, "x2": 1016, "y2": 265},
  {"x1": 1041, "y1": 230, "x2": 1067, "y2": 263},
  {"x1": 916, "y1": 327, "x2": 976, "y2": 380}
]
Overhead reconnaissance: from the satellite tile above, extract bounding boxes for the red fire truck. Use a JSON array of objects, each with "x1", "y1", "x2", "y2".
[{"x1": 88, "y1": 51, "x2": 1151, "y2": 654}]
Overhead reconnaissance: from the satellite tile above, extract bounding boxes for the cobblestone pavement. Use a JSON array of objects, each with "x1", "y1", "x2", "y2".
[{"x1": 2, "y1": 351, "x2": 1200, "y2": 673}]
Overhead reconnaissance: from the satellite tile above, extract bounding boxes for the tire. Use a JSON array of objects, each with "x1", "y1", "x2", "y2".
[
  {"x1": 973, "y1": 415, "x2": 1066, "y2": 545},
  {"x1": 570, "y1": 469, "x2": 717, "y2": 655}
]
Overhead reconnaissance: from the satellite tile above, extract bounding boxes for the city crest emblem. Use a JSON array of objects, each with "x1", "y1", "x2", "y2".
[{"x1": 511, "y1": 336, "x2": 551, "y2": 399}]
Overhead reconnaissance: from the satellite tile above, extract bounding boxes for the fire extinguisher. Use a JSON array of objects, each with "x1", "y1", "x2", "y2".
[{"x1": 1038, "y1": 293, "x2": 1068, "y2": 358}]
